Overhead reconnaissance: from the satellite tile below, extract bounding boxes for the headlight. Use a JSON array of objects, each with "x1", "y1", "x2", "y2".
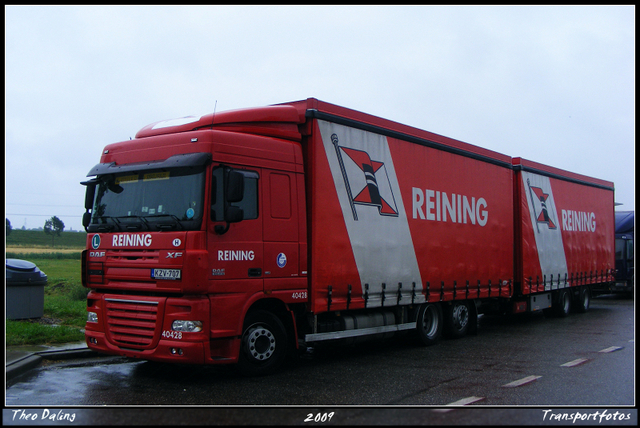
[
  {"x1": 172, "y1": 320, "x2": 202, "y2": 332},
  {"x1": 87, "y1": 312, "x2": 98, "y2": 323}
]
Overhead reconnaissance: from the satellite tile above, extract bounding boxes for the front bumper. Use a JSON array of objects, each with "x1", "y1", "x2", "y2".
[{"x1": 85, "y1": 330, "x2": 206, "y2": 364}]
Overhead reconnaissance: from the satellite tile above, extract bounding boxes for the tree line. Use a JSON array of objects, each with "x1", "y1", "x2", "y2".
[{"x1": 6, "y1": 216, "x2": 66, "y2": 247}]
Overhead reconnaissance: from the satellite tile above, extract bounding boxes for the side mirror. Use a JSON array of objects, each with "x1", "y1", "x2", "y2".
[
  {"x1": 82, "y1": 181, "x2": 97, "y2": 210},
  {"x1": 225, "y1": 205, "x2": 244, "y2": 223},
  {"x1": 81, "y1": 180, "x2": 98, "y2": 230},
  {"x1": 82, "y1": 211, "x2": 92, "y2": 228},
  {"x1": 215, "y1": 206, "x2": 244, "y2": 235},
  {"x1": 226, "y1": 170, "x2": 244, "y2": 203},
  {"x1": 213, "y1": 168, "x2": 246, "y2": 235}
]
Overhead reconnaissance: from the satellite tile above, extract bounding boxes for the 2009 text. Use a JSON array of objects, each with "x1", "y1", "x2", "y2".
[{"x1": 304, "y1": 412, "x2": 335, "y2": 423}]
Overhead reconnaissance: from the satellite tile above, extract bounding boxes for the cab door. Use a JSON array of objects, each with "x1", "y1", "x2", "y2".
[
  {"x1": 207, "y1": 166, "x2": 263, "y2": 287},
  {"x1": 262, "y1": 169, "x2": 303, "y2": 291}
]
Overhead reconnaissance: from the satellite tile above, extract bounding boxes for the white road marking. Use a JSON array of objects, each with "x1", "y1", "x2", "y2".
[
  {"x1": 502, "y1": 375, "x2": 541, "y2": 388},
  {"x1": 599, "y1": 346, "x2": 623, "y2": 353},
  {"x1": 560, "y1": 358, "x2": 589, "y2": 367},
  {"x1": 432, "y1": 396, "x2": 485, "y2": 412}
]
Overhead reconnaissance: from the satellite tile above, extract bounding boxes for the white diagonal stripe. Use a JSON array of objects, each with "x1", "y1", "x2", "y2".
[
  {"x1": 599, "y1": 346, "x2": 623, "y2": 353},
  {"x1": 561, "y1": 358, "x2": 589, "y2": 367},
  {"x1": 502, "y1": 375, "x2": 541, "y2": 388}
]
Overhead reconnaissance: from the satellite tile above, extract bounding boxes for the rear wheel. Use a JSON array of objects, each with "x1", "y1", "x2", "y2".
[
  {"x1": 444, "y1": 300, "x2": 471, "y2": 339},
  {"x1": 416, "y1": 303, "x2": 443, "y2": 346},
  {"x1": 575, "y1": 286, "x2": 591, "y2": 313},
  {"x1": 553, "y1": 289, "x2": 571, "y2": 317},
  {"x1": 236, "y1": 310, "x2": 288, "y2": 376}
]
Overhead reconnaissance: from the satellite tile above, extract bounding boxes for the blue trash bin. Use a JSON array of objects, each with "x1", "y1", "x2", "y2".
[{"x1": 6, "y1": 259, "x2": 48, "y2": 320}]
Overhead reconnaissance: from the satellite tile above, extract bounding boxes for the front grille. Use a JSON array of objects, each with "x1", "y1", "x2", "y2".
[
  {"x1": 105, "y1": 297, "x2": 162, "y2": 349},
  {"x1": 106, "y1": 249, "x2": 160, "y2": 262}
]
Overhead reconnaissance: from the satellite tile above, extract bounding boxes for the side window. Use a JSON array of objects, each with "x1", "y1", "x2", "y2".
[
  {"x1": 238, "y1": 173, "x2": 258, "y2": 220},
  {"x1": 211, "y1": 167, "x2": 259, "y2": 221}
]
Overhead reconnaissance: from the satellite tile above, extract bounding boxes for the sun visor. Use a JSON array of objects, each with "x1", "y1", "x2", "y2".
[{"x1": 86, "y1": 152, "x2": 211, "y2": 177}]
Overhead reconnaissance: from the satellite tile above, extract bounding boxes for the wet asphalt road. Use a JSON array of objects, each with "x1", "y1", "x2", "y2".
[{"x1": 4, "y1": 295, "x2": 635, "y2": 425}]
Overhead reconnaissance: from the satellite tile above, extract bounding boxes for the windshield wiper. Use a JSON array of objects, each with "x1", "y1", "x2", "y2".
[
  {"x1": 145, "y1": 214, "x2": 185, "y2": 230},
  {"x1": 113, "y1": 215, "x2": 151, "y2": 231},
  {"x1": 94, "y1": 214, "x2": 185, "y2": 232},
  {"x1": 94, "y1": 216, "x2": 122, "y2": 232}
]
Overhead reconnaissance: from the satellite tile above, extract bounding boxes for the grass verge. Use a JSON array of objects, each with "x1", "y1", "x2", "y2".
[
  {"x1": 6, "y1": 256, "x2": 88, "y2": 346},
  {"x1": 6, "y1": 321, "x2": 86, "y2": 346}
]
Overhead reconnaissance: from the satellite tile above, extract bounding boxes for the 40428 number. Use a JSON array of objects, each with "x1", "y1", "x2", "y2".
[{"x1": 161, "y1": 330, "x2": 182, "y2": 340}]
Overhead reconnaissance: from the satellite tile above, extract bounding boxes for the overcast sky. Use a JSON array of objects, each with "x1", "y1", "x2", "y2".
[{"x1": 5, "y1": 5, "x2": 634, "y2": 233}]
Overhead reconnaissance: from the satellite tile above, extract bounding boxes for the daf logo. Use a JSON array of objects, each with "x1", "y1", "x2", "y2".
[{"x1": 166, "y1": 252, "x2": 183, "y2": 259}]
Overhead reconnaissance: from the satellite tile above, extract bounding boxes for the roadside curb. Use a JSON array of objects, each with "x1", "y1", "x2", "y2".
[
  {"x1": 6, "y1": 354, "x2": 43, "y2": 382},
  {"x1": 6, "y1": 348, "x2": 97, "y2": 382}
]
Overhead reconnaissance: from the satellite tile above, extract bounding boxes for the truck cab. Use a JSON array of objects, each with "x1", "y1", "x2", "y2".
[
  {"x1": 614, "y1": 211, "x2": 634, "y2": 295},
  {"x1": 81, "y1": 105, "x2": 309, "y2": 374}
]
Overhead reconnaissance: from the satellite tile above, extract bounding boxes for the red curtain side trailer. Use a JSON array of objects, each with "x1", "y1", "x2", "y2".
[
  {"x1": 512, "y1": 157, "x2": 615, "y2": 315},
  {"x1": 81, "y1": 98, "x2": 615, "y2": 375}
]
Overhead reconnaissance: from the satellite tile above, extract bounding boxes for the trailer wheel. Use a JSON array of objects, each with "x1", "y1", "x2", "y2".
[
  {"x1": 416, "y1": 303, "x2": 443, "y2": 346},
  {"x1": 575, "y1": 286, "x2": 591, "y2": 313},
  {"x1": 553, "y1": 289, "x2": 572, "y2": 317},
  {"x1": 445, "y1": 300, "x2": 471, "y2": 339},
  {"x1": 236, "y1": 310, "x2": 288, "y2": 377}
]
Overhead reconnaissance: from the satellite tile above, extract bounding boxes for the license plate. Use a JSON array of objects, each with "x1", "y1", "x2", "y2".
[{"x1": 151, "y1": 269, "x2": 182, "y2": 280}]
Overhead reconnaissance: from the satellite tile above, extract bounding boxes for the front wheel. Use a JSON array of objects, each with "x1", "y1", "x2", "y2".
[{"x1": 236, "y1": 310, "x2": 288, "y2": 377}]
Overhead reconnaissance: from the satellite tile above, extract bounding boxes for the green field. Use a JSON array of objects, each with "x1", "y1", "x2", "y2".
[{"x1": 6, "y1": 228, "x2": 87, "y2": 249}]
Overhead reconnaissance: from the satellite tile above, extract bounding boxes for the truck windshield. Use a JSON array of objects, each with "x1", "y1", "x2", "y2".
[
  {"x1": 87, "y1": 167, "x2": 205, "y2": 232},
  {"x1": 615, "y1": 238, "x2": 633, "y2": 262}
]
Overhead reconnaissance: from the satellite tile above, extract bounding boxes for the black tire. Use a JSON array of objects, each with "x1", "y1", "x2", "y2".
[
  {"x1": 236, "y1": 310, "x2": 288, "y2": 377},
  {"x1": 553, "y1": 289, "x2": 571, "y2": 317},
  {"x1": 444, "y1": 300, "x2": 471, "y2": 339},
  {"x1": 416, "y1": 303, "x2": 443, "y2": 346},
  {"x1": 575, "y1": 286, "x2": 591, "y2": 313}
]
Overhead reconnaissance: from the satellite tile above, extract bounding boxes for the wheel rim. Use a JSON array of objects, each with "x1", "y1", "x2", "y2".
[
  {"x1": 562, "y1": 292, "x2": 571, "y2": 313},
  {"x1": 244, "y1": 326, "x2": 276, "y2": 361},
  {"x1": 452, "y1": 303, "x2": 469, "y2": 331},
  {"x1": 582, "y1": 289, "x2": 590, "y2": 309},
  {"x1": 421, "y1": 305, "x2": 438, "y2": 338}
]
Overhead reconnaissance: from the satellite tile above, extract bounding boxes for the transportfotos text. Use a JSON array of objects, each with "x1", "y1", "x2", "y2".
[{"x1": 542, "y1": 409, "x2": 632, "y2": 423}]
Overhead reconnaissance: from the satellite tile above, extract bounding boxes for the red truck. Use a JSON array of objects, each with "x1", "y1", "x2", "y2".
[{"x1": 81, "y1": 98, "x2": 615, "y2": 375}]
